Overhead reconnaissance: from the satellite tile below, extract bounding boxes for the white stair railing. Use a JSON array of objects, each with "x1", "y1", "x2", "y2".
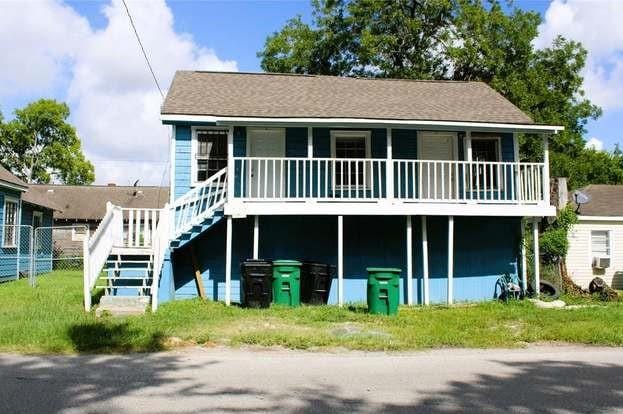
[
  {"x1": 173, "y1": 166, "x2": 228, "y2": 238},
  {"x1": 151, "y1": 203, "x2": 170, "y2": 312},
  {"x1": 83, "y1": 202, "x2": 123, "y2": 311}
]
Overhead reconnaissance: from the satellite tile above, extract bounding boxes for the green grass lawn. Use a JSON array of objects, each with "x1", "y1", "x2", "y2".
[{"x1": 0, "y1": 270, "x2": 622, "y2": 354}]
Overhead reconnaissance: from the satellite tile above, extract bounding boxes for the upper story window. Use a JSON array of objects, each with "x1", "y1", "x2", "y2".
[
  {"x1": 472, "y1": 137, "x2": 500, "y2": 162},
  {"x1": 3, "y1": 197, "x2": 19, "y2": 247},
  {"x1": 330, "y1": 131, "x2": 371, "y2": 187},
  {"x1": 193, "y1": 128, "x2": 228, "y2": 184},
  {"x1": 471, "y1": 137, "x2": 501, "y2": 188}
]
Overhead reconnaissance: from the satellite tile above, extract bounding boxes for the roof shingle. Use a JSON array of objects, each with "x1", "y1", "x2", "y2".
[
  {"x1": 27, "y1": 185, "x2": 170, "y2": 221},
  {"x1": 162, "y1": 71, "x2": 534, "y2": 125},
  {"x1": 571, "y1": 185, "x2": 623, "y2": 217}
]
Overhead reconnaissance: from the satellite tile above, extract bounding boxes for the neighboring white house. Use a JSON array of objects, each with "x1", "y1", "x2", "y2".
[{"x1": 567, "y1": 185, "x2": 623, "y2": 290}]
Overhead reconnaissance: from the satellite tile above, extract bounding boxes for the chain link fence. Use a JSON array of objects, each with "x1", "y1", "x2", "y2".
[{"x1": 0, "y1": 225, "x2": 87, "y2": 286}]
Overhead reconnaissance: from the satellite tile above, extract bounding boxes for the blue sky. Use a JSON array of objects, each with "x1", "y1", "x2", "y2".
[{"x1": 0, "y1": 0, "x2": 621, "y2": 184}]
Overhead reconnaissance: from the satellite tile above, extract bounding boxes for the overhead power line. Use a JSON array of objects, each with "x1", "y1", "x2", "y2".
[{"x1": 121, "y1": 0, "x2": 165, "y2": 100}]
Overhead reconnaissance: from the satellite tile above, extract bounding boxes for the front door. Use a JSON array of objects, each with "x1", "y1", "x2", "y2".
[
  {"x1": 418, "y1": 132, "x2": 456, "y2": 200},
  {"x1": 247, "y1": 128, "x2": 286, "y2": 198}
]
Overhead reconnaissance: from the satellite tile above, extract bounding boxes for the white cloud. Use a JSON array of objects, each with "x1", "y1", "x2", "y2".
[
  {"x1": 0, "y1": 0, "x2": 237, "y2": 185},
  {"x1": 585, "y1": 137, "x2": 604, "y2": 151},
  {"x1": 536, "y1": 0, "x2": 623, "y2": 111}
]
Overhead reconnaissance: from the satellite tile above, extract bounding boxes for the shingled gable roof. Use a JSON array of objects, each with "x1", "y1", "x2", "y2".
[
  {"x1": 0, "y1": 165, "x2": 28, "y2": 190},
  {"x1": 27, "y1": 185, "x2": 170, "y2": 221},
  {"x1": 571, "y1": 185, "x2": 623, "y2": 217},
  {"x1": 162, "y1": 71, "x2": 535, "y2": 125}
]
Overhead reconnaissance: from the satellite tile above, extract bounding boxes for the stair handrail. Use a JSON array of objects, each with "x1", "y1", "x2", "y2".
[
  {"x1": 83, "y1": 202, "x2": 123, "y2": 311},
  {"x1": 172, "y1": 167, "x2": 228, "y2": 238},
  {"x1": 150, "y1": 203, "x2": 170, "y2": 312}
]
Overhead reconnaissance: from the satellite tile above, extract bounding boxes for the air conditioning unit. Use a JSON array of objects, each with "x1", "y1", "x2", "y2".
[{"x1": 592, "y1": 257, "x2": 611, "y2": 269}]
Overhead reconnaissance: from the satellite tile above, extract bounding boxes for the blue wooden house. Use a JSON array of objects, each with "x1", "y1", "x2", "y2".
[
  {"x1": 0, "y1": 166, "x2": 55, "y2": 281},
  {"x1": 83, "y1": 72, "x2": 562, "y2": 311}
]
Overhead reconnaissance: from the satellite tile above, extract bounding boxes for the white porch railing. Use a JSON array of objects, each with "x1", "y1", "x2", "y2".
[
  {"x1": 233, "y1": 157, "x2": 546, "y2": 204},
  {"x1": 151, "y1": 203, "x2": 170, "y2": 312},
  {"x1": 122, "y1": 208, "x2": 162, "y2": 248},
  {"x1": 173, "y1": 166, "x2": 228, "y2": 238},
  {"x1": 84, "y1": 202, "x2": 122, "y2": 311},
  {"x1": 393, "y1": 160, "x2": 545, "y2": 204}
]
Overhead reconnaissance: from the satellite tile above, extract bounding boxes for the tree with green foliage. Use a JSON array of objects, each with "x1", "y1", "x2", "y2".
[
  {"x1": 0, "y1": 99, "x2": 95, "y2": 184},
  {"x1": 259, "y1": 0, "x2": 607, "y2": 189}
]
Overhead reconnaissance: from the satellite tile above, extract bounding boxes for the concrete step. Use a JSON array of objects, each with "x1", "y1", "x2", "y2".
[{"x1": 96, "y1": 296, "x2": 150, "y2": 317}]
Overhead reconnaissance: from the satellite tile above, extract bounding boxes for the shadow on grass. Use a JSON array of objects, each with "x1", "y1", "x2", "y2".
[{"x1": 68, "y1": 322, "x2": 165, "y2": 353}]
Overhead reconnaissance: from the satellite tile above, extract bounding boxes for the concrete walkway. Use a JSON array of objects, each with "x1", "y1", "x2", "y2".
[{"x1": 1, "y1": 345, "x2": 622, "y2": 413}]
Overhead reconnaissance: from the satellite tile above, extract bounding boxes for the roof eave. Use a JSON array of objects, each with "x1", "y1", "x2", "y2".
[
  {"x1": 160, "y1": 114, "x2": 564, "y2": 134},
  {"x1": 0, "y1": 179, "x2": 28, "y2": 192}
]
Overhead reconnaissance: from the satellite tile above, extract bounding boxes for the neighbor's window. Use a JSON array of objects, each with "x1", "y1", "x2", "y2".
[
  {"x1": 591, "y1": 230, "x2": 611, "y2": 258},
  {"x1": 195, "y1": 129, "x2": 228, "y2": 182},
  {"x1": 3, "y1": 198, "x2": 19, "y2": 247},
  {"x1": 331, "y1": 131, "x2": 370, "y2": 187},
  {"x1": 472, "y1": 137, "x2": 501, "y2": 188},
  {"x1": 32, "y1": 211, "x2": 43, "y2": 229}
]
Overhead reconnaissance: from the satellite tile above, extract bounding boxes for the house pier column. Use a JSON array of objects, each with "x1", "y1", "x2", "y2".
[
  {"x1": 337, "y1": 215, "x2": 344, "y2": 306},
  {"x1": 421, "y1": 216, "x2": 430, "y2": 305},
  {"x1": 447, "y1": 215, "x2": 454, "y2": 305},
  {"x1": 521, "y1": 219, "x2": 528, "y2": 292},
  {"x1": 253, "y1": 215, "x2": 259, "y2": 259},
  {"x1": 532, "y1": 217, "x2": 540, "y2": 297},
  {"x1": 406, "y1": 215, "x2": 413, "y2": 305},
  {"x1": 225, "y1": 215, "x2": 233, "y2": 305}
]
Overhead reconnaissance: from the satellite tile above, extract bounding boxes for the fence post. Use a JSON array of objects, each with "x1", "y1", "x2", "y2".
[{"x1": 29, "y1": 226, "x2": 35, "y2": 287}]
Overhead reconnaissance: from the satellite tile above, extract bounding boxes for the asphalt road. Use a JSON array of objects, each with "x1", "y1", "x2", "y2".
[{"x1": 1, "y1": 345, "x2": 622, "y2": 413}]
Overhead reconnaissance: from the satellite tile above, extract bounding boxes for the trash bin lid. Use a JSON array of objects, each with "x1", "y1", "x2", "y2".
[
  {"x1": 366, "y1": 267, "x2": 402, "y2": 273},
  {"x1": 273, "y1": 260, "x2": 302, "y2": 266}
]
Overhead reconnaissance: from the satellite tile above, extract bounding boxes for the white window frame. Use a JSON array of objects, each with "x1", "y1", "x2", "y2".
[
  {"x1": 32, "y1": 211, "x2": 43, "y2": 229},
  {"x1": 590, "y1": 229, "x2": 613, "y2": 263},
  {"x1": 330, "y1": 130, "x2": 372, "y2": 190},
  {"x1": 2, "y1": 196, "x2": 19, "y2": 248},
  {"x1": 190, "y1": 126, "x2": 229, "y2": 187}
]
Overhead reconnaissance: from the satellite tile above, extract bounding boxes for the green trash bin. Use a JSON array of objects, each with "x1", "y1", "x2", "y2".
[
  {"x1": 272, "y1": 260, "x2": 302, "y2": 307},
  {"x1": 366, "y1": 268, "x2": 401, "y2": 315}
]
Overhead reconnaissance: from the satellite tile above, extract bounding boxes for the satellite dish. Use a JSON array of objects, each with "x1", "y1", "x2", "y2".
[{"x1": 574, "y1": 190, "x2": 591, "y2": 205}]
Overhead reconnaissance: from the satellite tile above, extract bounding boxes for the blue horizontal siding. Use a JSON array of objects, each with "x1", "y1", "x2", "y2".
[
  {"x1": 174, "y1": 125, "x2": 192, "y2": 201},
  {"x1": 168, "y1": 215, "x2": 520, "y2": 305}
]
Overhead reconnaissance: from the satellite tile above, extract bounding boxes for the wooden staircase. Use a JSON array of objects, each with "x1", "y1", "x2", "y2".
[{"x1": 84, "y1": 167, "x2": 229, "y2": 312}]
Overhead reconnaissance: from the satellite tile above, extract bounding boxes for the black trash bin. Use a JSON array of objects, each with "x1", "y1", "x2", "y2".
[
  {"x1": 300, "y1": 262, "x2": 334, "y2": 305},
  {"x1": 240, "y1": 259, "x2": 273, "y2": 308}
]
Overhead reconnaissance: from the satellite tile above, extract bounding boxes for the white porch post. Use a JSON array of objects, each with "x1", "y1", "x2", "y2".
[
  {"x1": 227, "y1": 126, "x2": 234, "y2": 199},
  {"x1": 253, "y1": 215, "x2": 259, "y2": 259},
  {"x1": 225, "y1": 215, "x2": 233, "y2": 305},
  {"x1": 421, "y1": 216, "x2": 430, "y2": 305},
  {"x1": 520, "y1": 219, "x2": 528, "y2": 292},
  {"x1": 337, "y1": 215, "x2": 344, "y2": 306},
  {"x1": 307, "y1": 127, "x2": 313, "y2": 158},
  {"x1": 465, "y1": 130, "x2": 472, "y2": 162},
  {"x1": 386, "y1": 128, "x2": 394, "y2": 199},
  {"x1": 447, "y1": 215, "x2": 454, "y2": 305},
  {"x1": 406, "y1": 215, "x2": 413, "y2": 305},
  {"x1": 543, "y1": 134, "x2": 550, "y2": 206},
  {"x1": 532, "y1": 217, "x2": 540, "y2": 297},
  {"x1": 513, "y1": 132, "x2": 522, "y2": 203}
]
